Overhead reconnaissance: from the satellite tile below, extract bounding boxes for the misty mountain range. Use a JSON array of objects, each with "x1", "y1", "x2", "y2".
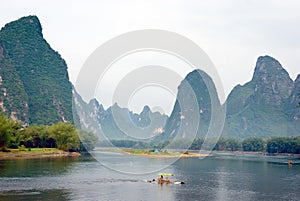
[{"x1": 0, "y1": 16, "x2": 299, "y2": 140}]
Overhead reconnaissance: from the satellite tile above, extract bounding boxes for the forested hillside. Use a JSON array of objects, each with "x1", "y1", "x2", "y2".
[{"x1": 0, "y1": 16, "x2": 73, "y2": 125}]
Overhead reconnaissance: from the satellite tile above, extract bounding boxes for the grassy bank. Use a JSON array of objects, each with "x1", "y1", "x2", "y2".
[
  {"x1": 122, "y1": 149, "x2": 212, "y2": 158},
  {"x1": 0, "y1": 148, "x2": 80, "y2": 160}
]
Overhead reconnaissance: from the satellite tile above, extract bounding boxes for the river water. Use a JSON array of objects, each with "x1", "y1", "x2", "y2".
[{"x1": 0, "y1": 151, "x2": 300, "y2": 201}]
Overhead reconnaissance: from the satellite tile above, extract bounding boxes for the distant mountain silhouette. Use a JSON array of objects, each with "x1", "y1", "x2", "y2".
[{"x1": 73, "y1": 94, "x2": 168, "y2": 140}]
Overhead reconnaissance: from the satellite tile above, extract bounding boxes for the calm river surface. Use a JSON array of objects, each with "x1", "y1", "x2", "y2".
[{"x1": 0, "y1": 151, "x2": 300, "y2": 201}]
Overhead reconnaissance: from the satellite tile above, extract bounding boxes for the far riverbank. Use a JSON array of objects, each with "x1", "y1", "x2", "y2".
[
  {"x1": 99, "y1": 148, "x2": 300, "y2": 164},
  {"x1": 122, "y1": 149, "x2": 213, "y2": 158}
]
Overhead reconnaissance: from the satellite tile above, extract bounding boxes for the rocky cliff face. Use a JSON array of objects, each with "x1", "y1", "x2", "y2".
[
  {"x1": 224, "y1": 56, "x2": 299, "y2": 138},
  {"x1": 250, "y1": 56, "x2": 294, "y2": 106},
  {"x1": 227, "y1": 56, "x2": 294, "y2": 116},
  {"x1": 286, "y1": 75, "x2": 300, "y2": 124},
  {"x1": 159, "y1": 69, "x2": 223, "y2": 141},
  {"x1": 0, "y1": 16, "x2": 73, "y2": 125},
  {"x1": 0, "y1": 45, "x2": 29, "y2": 124}
]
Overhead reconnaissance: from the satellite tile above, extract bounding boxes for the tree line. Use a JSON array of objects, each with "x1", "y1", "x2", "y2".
[
  {"x1": 0, "y1": 113, "x2": 97, "y2": 152},
  {"x1": 99, "y1": 136, "x2": 300, "y2": 154},
  {"x1": 190, "y1": 137, "x2": 300, "y2": 154}
]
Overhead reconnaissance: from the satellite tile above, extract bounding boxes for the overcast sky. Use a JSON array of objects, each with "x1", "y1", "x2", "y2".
[{"x1": 1, "y1": 0, "x2": 300, "y2": 114}]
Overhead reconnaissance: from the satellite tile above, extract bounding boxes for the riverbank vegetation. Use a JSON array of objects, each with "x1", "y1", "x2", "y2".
[
  {"x1": 0, "y1": 113, "x2": 97, "y2": 152},
  {"x1": 99, "y1": 136, "x2": 300, "y2": 154},
  {"x1": 122, "y1": 149, "x2": 212, "y2": 158},
  {"x1": 2, "y1": 110, "x2": 299, "y2": 155},
  {"x1": 0, "y1": 147, "x2": 61, "y2": 155}
]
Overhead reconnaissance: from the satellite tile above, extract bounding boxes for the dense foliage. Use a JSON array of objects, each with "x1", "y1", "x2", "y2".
[
  {"x1": 0, "y1": 113, "x2": 13, "y2": 149},
  {"x1": 0, "y1": 113, "x2": 97, "y2": 152},
  {"x1": 0, "y1": 15, "x2": 73, "y2": 125},
  {"x1": 242, "y1": 137, "x2": 265, "y2": 152},
  {"x1": 266, "y1": 137, "x2": 300, "y2": 154}
]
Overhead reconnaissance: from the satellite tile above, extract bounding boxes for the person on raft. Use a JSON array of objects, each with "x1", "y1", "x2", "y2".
[
  {"x1": 158, "y1": 175, "x2": 171, "y2": 183},
  {"x1": 158, "y1": 175, "x2": 164, "y2": 183}
]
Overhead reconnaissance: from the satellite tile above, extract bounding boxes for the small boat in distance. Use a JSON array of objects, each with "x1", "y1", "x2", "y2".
[{"x1": 146, "y1": 173, "x2": 184, "y2": 184}]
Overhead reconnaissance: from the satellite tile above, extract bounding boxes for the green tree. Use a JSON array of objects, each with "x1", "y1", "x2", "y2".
[
  {"x1": 266, "y1": 137, "x2": 300, "y2": 154},
  {"x1": 0, "y1": 113, "x2": 13, "y2": 150},
  {"x1": 19, "y1": 125, "x2": 49, "y2": 148},
  {"x1": 8, "y1": 121, "x2": 22, "y2": 148},
  {"x1": 225, "y1": 138, "x2": 241, "y2": 151},
  {"x1": 285, "y1": 137, "x2": 299, "y2": 154},
  {"x1": 78, "y1": 130, "x2": 98, "y2": 151},
  {"x1": 190, "y1": 138, "x2": 204, "y2": 150},
  {"x1": 48, "y1": 122, "x2": 80, "y2": 151},
  {"x1": 242, "y1": 138, "x2": 265, "y2": 152},
  {"x1": 214, "y1": 137, "x2": 226, "y2": 151},
  {"x1": 266, "y1": 137, "x2": 284, "y2": 153}
]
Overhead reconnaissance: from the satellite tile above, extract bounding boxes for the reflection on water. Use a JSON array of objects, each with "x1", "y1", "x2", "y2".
[
  {"x1": 173, "y1": 157, "x2": 300, "y2": 201},
  {"x1": 0, "y1": 153, "x2": 300, "y2": 201},
  {"x1": 0, "y1": 157, "x2": 82, "y2": 177},
  {"x1": 90, "y1": 150, "x2": 180, "y2": 174},
  {"x1": 0, "y1": 189, "x2": 71, "y2": 201}
]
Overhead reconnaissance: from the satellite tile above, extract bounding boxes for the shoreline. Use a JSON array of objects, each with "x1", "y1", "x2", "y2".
[
  {"x1": 103, "y1": 148, "x2": 300, "y2": 160},
  {"x1": 122, "y1": 149, "x2": 213, "y2": 158},
  {"x1": 0, "y1": 148, "x2": 80, "y2": 160}
]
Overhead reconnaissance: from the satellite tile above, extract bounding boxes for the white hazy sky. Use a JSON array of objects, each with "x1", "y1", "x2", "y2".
[{"x1": 1, "y1": 0, "x2": 300, "y2": 114}]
